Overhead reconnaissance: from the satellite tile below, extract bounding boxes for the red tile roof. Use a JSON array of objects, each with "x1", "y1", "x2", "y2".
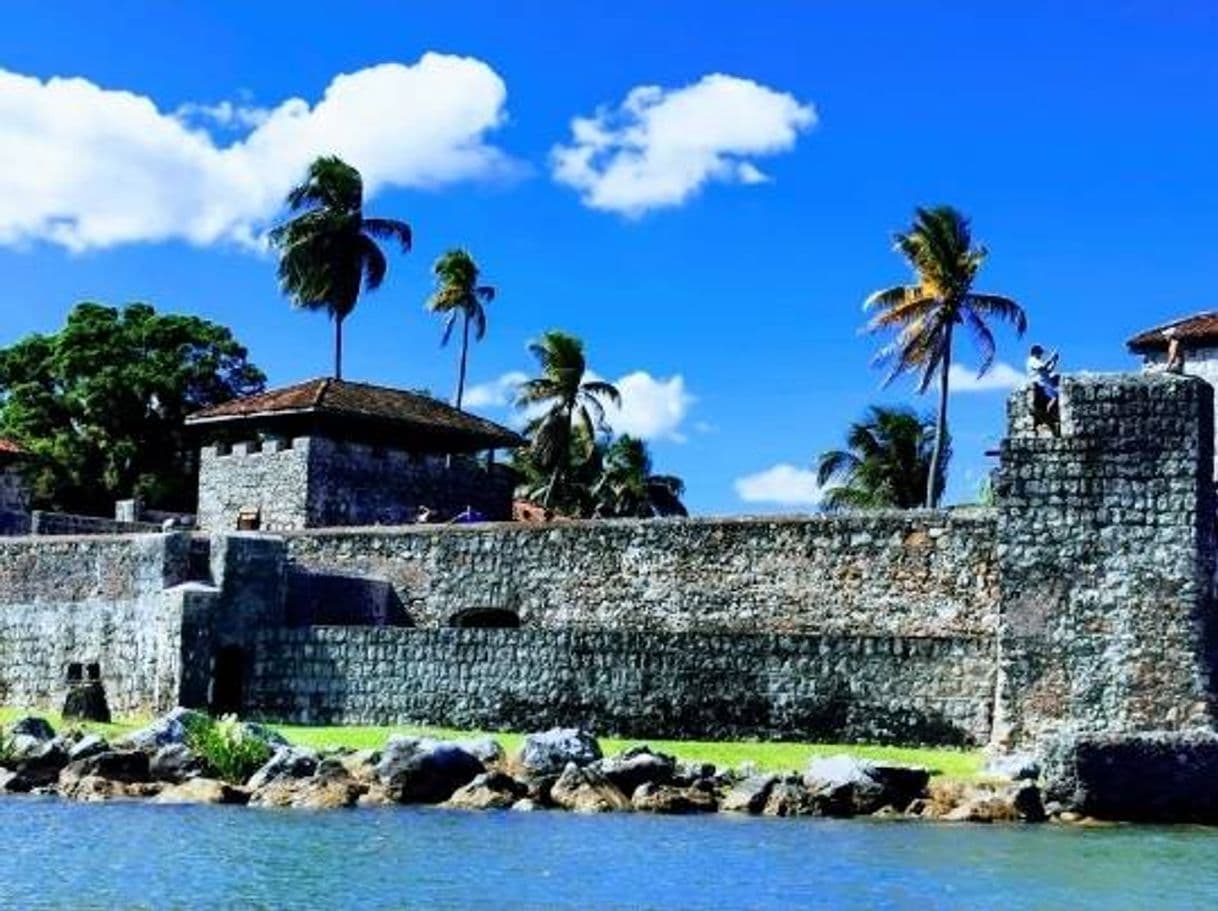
[
  {"x1": 0, "y1": 439, "x2": 26, "y2": 457},
  {"x1": 1127, "y1": 312, "x2": 1218, "y2": 353},
  {"x1": 185, "y1": 378, "x2": 525, "y2": 450}
]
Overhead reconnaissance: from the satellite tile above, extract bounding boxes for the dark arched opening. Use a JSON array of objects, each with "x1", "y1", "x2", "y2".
[
  {"x1": 210, "y1": 646, "x2": 246, "y2": 716},
  {"x1": 449, "y1": 608, "x2": 521, "y2": 629}
]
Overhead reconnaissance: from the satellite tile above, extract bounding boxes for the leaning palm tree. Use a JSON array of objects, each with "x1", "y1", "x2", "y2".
[
  {"x1": 426, "y1": 249, "x2": 495, "y2": 411},
  {"x1": 269, "y1": 156, "x2": 412, "y2": 379},
  {"x1": 515, "y1": 331, "x2": 620, "y2": 509},
  {"x1": 593, "y1": 435, "x2": 687, "y2": 518},
  {"x1": 816, "y1": 406, "x2": 946, "y2": 509},
  {"x1": 864, "y1": 206, "x2": 1026, "y2": 506}
]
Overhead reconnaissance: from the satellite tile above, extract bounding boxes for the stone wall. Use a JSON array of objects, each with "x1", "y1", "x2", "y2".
[
  {"x1": 0, "y1": 464, "x2": 28, "y2": 514},
  {"x1": 197, "y1": 438, "x2": 312, "y2": 532},
  {"x1": 995, "y1": 373, "x2": 1218, "y2": 748},
  {"x1": 0, "y1": 534, "x2": 194, "y2": 714},
  {"x1": 245, "y1": 626, "x2": 995, "y2": 745},
  {"x1": 281, "y1": 510, "x2": 999, "y2": 636},
  {"x1": 197, "y1": 436, "x2": 515, "y2": 531}
]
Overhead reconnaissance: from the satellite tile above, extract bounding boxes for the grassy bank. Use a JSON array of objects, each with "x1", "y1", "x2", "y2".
[{"x1": 0, "y1": 708, "x2": 982, "y2": 779}]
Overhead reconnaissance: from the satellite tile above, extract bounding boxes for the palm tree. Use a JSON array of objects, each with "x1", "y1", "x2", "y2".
[
  {"x1": 593, "y1": 435, "x2": 687, "y2": 518},
  {"x1": 269, "y1": 156, "x2": 412, "y2": 379},
  {"x1": 426, "y1": 249, "x2": 495, "y2": 411},
  {"x1": 515, "y1": 331, "x2": 620, "y2": 509},
  {"x1": 864, "y1": 206, "x2": 1026, "y2": 507},
  {"x1": 816, "y1": 406, "x2": 947, "y2": 509}
]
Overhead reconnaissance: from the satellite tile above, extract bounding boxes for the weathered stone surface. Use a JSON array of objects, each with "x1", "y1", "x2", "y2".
[
  {"x1": 246, "y1": 747, "x2": 319, "y2": 791},
  {"x1": 7, "y1": 717, "x2": 55, "y2": 741},
  {"x1": 60, "y1": 775, "x2": 162, "y2": 803},
  {"x1": 1040, "y1": 731, "x2": 1218, "y2": 823},
  {"x1": 983, "y1": 752, "x2": 1041, "y2": 782},
  {"x1": 149, "y1": 743, "x2": 203, "y2": 784},
  {"x1": 804, "y1": 755, "x2": 930, "y2": 815},
  {"x1": 445, "y1": 771, "x2": 527, "y2": 810},
  {"x1": 249, "y1": 771, "x2": 362, "y2": 810},
  {"x1": 549, "y1": 762, "x2": 630, "y2": 813},
  {"x1": 375, "y1": 737, "x2": 483, "y2": 804},
  {"x1": 721, "y1": 774, "x2": 779, "y2": 814},
  {"x1": 156, "y1": 777, "x2": 249, "y2": 805},
  {"x1": 630, "y1": 782, "x2": 716, "y2": 814},
  {"x1": 60, "y1": 751, "x2": 150, "y2": 786},
  {"x1": 457, "y1": 738, "x2": 505, "y2": 767},
  {"x1": 593, "y1": 746, "x2": 674, "y2": 795},
  {"x1": 117, "y1": 708, "x2": 206, "y2": 753},
  {"x1": 762, "y1": 778, "x2": 821, "y2": 817},
  {"x1": 67, "y1": 734, "x2": 109, "y2": 763},
  {"x1": 519, "y1": 729, "x2": 602, "y2": 778},
  {"x1": 6, "y1": 740, "x2": 70, "y2": 791}
]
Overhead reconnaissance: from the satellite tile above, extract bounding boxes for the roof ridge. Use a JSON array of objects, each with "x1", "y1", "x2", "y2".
[{"x1": 314, "y1": 377, "x2": 333, "y2": 408}]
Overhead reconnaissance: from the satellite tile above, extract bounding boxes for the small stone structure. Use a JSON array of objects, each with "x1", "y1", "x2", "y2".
[
  {"x1": 188, "y1": 377, "x2": 522, "y2": 531},
  {"x1": 0, "y1": 372, "x2": 1215, "y2": 767},
  {"x1": 0, "y1": 439, "x2": 30, "y2": 534}
]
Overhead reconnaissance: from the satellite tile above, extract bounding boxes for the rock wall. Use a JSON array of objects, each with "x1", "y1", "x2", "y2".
[
  {"x1": 197, "y1": 436, "x2": 514, "y2": 531},
  {"x1": 245, "y1": 626, "x2": 995, "y2": 745},
  {"x1": 0, "y1": 534, "x2": 194, "y2": 714},
  {"x1": 995, "y1": 373, "x2": 1218, "y2": 748},
  {"x1": 282, "y1": 510, "x2": 1000, "y2": 636},
  {"x1": 0, "y1": 464, "x2": 27, "y2": 514}
]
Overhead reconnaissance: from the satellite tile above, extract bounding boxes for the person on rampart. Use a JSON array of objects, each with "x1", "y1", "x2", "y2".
[{"x1": 1026, "y1": 344, "x2": 1061, "y2": 435}]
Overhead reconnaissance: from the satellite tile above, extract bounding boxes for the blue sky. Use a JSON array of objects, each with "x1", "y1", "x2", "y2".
[{"x1": 0, "y1": 1, "x2": 1215, "y2": 514}]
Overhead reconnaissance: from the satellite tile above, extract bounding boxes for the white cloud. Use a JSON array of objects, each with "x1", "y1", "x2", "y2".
[
  {"x1": 949, "y1": 362, "x2": 1024, "y2": 393},
  {"x1": 604, "y1": 371, "x2": 694, "y2": 442},
  {"x1": 0, "y1": 53, "x2": 514, "y2": 251},
  {"x1": 734, "y1": 464, "x2": 822, "y2": 507},
  {"x1": 465, "y1": 368, "x2": 695, "y2": 442},
  {"x1": 174, "y1": 99, "x2": 271, "y2": 130},
  {"x1": 551, "y1": 73, "x2": 815, "y2": 216},
  {"x1": 463, "y1": 371, "x2": 528, "y2": 409}
]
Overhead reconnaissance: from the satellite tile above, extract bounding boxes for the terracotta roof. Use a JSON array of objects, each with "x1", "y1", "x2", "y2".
[
  {"x1": 185, "y1": 378, "x2": 525, "y2": 450},
  {"x1": 1127, "y1": 312, "x2": 1218, "y2": 353},
  {"x1": 0, "y1": 439, "x2": 26, "y2": 458}
]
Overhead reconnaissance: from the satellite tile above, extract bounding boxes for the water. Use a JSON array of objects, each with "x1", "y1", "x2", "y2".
[{"x1": 1, "y1": 800, "x2": 1216, "y2": 910}]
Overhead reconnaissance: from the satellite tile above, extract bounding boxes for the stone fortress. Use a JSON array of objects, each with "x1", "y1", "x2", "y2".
[{"x1": 2, "y1": 316, "x2": 1218, "y2": 808}]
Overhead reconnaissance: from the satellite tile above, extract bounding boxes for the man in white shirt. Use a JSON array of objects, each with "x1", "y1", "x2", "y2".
[{"x1": 1026, "y1": 345, "x2": 1061, "y2": 435}]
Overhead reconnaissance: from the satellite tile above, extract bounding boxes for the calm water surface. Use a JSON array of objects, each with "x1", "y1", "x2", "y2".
[{"x1": 1, "y1": 800, "x2": 1215, "y2": 909}]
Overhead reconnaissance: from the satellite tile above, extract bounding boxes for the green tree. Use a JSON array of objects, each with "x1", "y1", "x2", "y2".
[
  {"x1": 0, "y1": 302, "x2": 265, "y2": 514},
  {"x1": 593, "y1": 435, "x2": 687, "y2": 518},
  {"x1": 426, "y1": 249, "x2": 495, "y2": 411},
  {"x1": 816, "y1": 406, "x2": 946, "y2": 509},
  {"x1": 509, "y1": 425, "x2": 603, "y2": 517},
  {"x1": 515, "y1": 331, "x2": 620, "y2": 509},
  {"x1": 864, "y1": 206, "x2": 1026, "y2": 507},
  {"x1": 269, "y1": 156, "x2": 411, "y2": 379}
]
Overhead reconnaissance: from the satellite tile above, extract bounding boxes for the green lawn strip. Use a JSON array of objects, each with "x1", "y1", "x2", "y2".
[{"x1": 0, "y1": 708, "x2": 982, "y2": 779}]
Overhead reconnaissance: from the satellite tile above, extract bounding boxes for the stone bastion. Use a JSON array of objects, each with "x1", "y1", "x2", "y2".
[{"x1": 0, "y1": 373, "x2": 1215, "y2": 769}]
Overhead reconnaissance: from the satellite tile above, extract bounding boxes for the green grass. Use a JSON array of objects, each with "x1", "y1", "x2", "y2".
[{"x1": 0, "y1": 707, "x2": 981, "y2": 779}]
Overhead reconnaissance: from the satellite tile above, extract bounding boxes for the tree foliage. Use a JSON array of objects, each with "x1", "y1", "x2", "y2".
[
  {"x1": 593, "y1": 435, "x2": 687, "y2": 518},
  {"x1": 0, "y1": 302, "x2": 265, "y2": 514},
  {"x1": 816, "y1": 406, "x2": 947, "y2": 509},
  {"x1": 863, "y1": 205, "x2": 1025, "y2": 506},
  {"x1": 269, "y1": 155, "x2": 411, "y2": 379},
  {"x1": 426, "y1": 249, "x2": 495, "y2": 411}
]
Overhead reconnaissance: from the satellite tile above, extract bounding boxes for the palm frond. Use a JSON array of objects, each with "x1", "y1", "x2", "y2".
[{"x1": 362, "y1": 217, "x2": 412, "y2": 252}]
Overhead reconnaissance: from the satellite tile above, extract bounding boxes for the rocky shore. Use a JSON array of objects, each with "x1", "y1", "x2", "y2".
[{"x1": 0, "y1": 711, "x2": 1058, "y2": 823}]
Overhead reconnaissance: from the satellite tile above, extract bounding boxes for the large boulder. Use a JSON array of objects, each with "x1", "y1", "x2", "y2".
[
  {"x1": 446, "y1": 772, "x2": 528, "y2": 810},
  {"x1": 721, "y1": 774, "x2": 779, "y2": 814},
  {"x1": 804, "y1": 755, "x2": 929, "y2": 816},
  {"x1": 594, "y1": 746, "x2": 675, "y2": 795},
  {"x1": 67, "y1": 734, "x2": 110, "y2": 763},
  {"x1": 4, "y1": 740, "x2": 70, "y2": 791},
  {"x1": 518, "y1": 729, "x2": 602, "y2": 778},
  {"x1": 763, "y1": 778, "x2": 821, "y2": 817},
  {"x1": 60, "y1": 750, "x2": 150, "y2": 786},
  {"x1": 549, "y1": 762, "x2": 630, "y2": 813},
  {"x1": 456, "y1": 738, "x2": 505, "y2": 767},
  {"x1": 149, "y1": 743, "x2": 204, "y2": 784},
  {"x1": 7, "y1": 717, "x2": 55, "y2": 742},
  {"x1": 60, "y1": 775, "x2": 161, "y2": 803},
  {"x1": 156, "y1": 777, "x2": 249, "y2": 806},
  {"x1": 115, "y1": 708, "x2": 206, "y2": 752},
  {"x1": 249, "y1": 768, "x2": 363, "y2": 810},
  {"x1": 375, "y1": 737, "x2": 484, "y2": 804},
  {"x1": 246, "y1": 746, "x2": 319, "y2": 791},
  {"x1": 631, "y1": 782, "x2": 717, "y2": 814}
]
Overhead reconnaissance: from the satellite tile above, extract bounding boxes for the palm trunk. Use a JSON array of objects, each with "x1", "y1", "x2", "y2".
[
  {"x1": 455, "y1": 312, "x2": 470, "y2": 412},
  {"x1": 542, "y1": 465, "x2": 561, "y2": 510},
  {"x1": 334, "y1": 316, "x2": 344, "y2": 380},
  {"x1": 925, "y1": 325, "x2": 952, "y2": 508}
]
